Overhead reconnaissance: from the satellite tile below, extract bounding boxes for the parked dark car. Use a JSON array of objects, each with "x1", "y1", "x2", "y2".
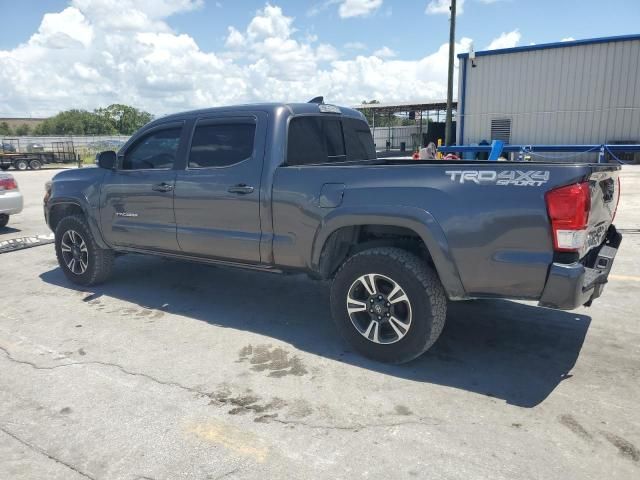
[{"x1": 44, "y1": 101, "x2": 622, "y2": 363}]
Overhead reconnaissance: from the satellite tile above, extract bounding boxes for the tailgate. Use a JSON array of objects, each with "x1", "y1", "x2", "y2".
[{"x1": 584, "y1": 167, "x2": 621, "y2": 255}]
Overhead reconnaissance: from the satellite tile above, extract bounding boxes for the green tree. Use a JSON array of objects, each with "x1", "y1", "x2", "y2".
[
  {"x1": 95, "y1": 104, "x2": 153, "y2": 134},
  {"x1": 0, "y1": 122, "x2": 12, "y2": 135},
  {"x1": 15, "y1": 123, "x2": 31, "y2": 136},
  {"x1": 33, "y1": 110, "x2": 116, "y2": 135},
  {"x1": 30, "y1": 104, "x2": 152, "y2": 136}
]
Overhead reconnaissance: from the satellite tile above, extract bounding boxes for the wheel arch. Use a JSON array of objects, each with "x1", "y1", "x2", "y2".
[
  {"x1": 311, "y1": 205, "x2": 466, "y2": 300},
  {"x1": 48, "y1": 199, "x2": 109, "y2": 249}
]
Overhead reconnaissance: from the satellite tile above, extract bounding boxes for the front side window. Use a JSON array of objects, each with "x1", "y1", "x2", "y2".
[
  {"x1": 122, "y1": 127, "x2": 181, "y2": 170},
  {"x1": 189, "y1": 122, "x2": 256, "y2": 168},
  {"x1": 287, "y1": 116, "x2": 346, "y2": 166}
]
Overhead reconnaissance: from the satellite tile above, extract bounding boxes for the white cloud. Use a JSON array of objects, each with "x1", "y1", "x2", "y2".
[
  {"x1": 307, "y1": 0, "x2": 382, "y2": 18},
  {"x1": 338, "y1": 0, "x2": 383, "y2": 18},
  {"x1": 0, "y1": 1, "x2": 473, "y2": 117},
  {"x1": 225, "y1": 26, "x2": 244, "y2": 48},
  {"x1": 561, "y1": 37, "x2": 575, "y2": 42},
  {"x1": 246, "y1": 4, "x2": 294, "y2": 40},
  {"x1": 485, "y1": 29, "x2": 521, "y2": 50},
  {"x1": 373, "y1": 46, "x2": 396, "y2": 58},
  {"x1": 426, "y1": 0, "x2": 464, "y2": 15},
  {"x1": 30, "y1": 7, "x2": 94, "y2": 49}
]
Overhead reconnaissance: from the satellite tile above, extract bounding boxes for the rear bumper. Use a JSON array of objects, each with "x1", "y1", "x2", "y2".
[
  {"x1": 0, "y1": 191, "x2": 23, "y2": 215},
  {"x1": 538, "y1": 226, "x2": 622, "y2": 310}
]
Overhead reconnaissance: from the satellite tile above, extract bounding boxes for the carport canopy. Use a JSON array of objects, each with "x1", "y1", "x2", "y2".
[{"x1": 351, "y1": 100, "x2": 457, "y2": 115}]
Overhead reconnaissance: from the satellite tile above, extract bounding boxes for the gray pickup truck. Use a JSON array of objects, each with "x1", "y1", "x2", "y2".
[{"x1": 44, "y1": 101, "x2": 622, "y2": 363}]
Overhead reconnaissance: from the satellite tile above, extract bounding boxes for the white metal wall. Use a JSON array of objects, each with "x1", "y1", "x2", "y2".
[{"x1": 457, "y1": 38, "x2": 640, "y2": 146}]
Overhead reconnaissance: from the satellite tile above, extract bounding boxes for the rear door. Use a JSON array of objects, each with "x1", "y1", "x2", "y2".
[
  {"x1": 173, "y1": 113, "x2": 267, "y2": 262},
  {"x1": 99, "y1": 122, "x2": 185, "y2": 252}
]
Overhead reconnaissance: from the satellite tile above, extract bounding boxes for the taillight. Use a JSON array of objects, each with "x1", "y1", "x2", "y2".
[
  {"x1": 0, "y1": 176, "x2": 18, "y2": 191},
  {"x1": 545, "y1": 181, "x2": 590, "y2": 252}
]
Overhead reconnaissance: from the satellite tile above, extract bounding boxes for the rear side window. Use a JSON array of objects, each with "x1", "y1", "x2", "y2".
[
  {"x1": 287, "y1": 116, "x2": 346, "y2": 166},
  {"x1": 343, "y1": 118, "x2": 376, "y2": 161},
  {"x1": 189, "y1": 122, "x2": 256, "y2": 168},
  {"x1": 122, "y1": 127, "x2": 182, "y2": 170}
]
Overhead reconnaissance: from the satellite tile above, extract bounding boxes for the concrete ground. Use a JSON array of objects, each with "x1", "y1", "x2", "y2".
[{"x1": 1, "y1": 167, "x2": 639, "y2": 480}]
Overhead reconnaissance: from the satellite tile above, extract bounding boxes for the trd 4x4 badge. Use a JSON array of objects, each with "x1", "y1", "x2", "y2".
[{"x1": 445, "y1": 170, "x2": 550, "y2": 186}]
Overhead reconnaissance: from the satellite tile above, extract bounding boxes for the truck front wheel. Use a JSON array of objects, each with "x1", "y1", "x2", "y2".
[
  {"x1": 330, "y1": 247, "x2": 447, "y2": 364},
  {"x1": 55, "y1": 215, "x2": 114, "y2": 286},
  {"x1": 14, "y1": 159, "x2": 28, "y2": 171}
]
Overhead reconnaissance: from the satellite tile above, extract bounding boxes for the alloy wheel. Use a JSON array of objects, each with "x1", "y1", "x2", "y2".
[
  {"x1": 346, "y1": 273, "x2": 412, "y2": 344},
  {"x1": 60, "y1": 229, "x2": 89, "y2": 275}
]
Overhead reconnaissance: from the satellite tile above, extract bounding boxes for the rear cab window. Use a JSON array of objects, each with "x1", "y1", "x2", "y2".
[
  {"x1": 189, "y1": 120, "x2": 256, "y2": 168},
  {"x1": 286, "y1": 115, "x2": 375, "y2": 166}
]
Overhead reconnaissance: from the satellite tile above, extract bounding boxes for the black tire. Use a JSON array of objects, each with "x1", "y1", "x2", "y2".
[
  {"x1": 0, "y1": 165, "x2": 9, "y2": 171},
  {"x1": 330, "y1": 247, "x2": 447, "y2": 364},
  {"x1": 14, "y1": 159, "x2": 28, "y2": 171},
  {"x1": 29, "y1": 159, "x2": 42, "y2": 170},
  {"x1": 0, "y1": 214, "x2": 8, "y2": 228},
  {"x1": 55, "y1": 215, "x2": 114, "y2": 286}
]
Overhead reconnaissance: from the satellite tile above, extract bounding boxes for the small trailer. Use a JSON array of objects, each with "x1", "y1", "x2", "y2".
[{"x1": 0, "y1": 139, "x2": 76, "y2": 171}]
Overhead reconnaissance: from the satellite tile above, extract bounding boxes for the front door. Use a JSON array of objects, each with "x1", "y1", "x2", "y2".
[
  {"x1": 99, "y1": 122, "x2": 184, "y2": 252},
  {"x1": 173, "y1": 114, "x2": 266, "y2": 262}
]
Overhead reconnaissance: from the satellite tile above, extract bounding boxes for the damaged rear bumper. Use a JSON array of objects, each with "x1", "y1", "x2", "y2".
[{"x1": 538, "y1": 226, "x2": 622, "y2": 310}]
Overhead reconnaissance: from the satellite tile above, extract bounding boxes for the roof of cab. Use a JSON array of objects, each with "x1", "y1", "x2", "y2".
[{"x1": 148, "y1": 102, "x2": 365, "y2": 126}]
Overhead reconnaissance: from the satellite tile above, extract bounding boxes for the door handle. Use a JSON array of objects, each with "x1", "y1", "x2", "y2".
[
  {"x1": 228, "y1": 184, "x2": 254, "y2": 194},
  {"x1": 152, "y1": 182, "x2": 174, "y2": 192}
]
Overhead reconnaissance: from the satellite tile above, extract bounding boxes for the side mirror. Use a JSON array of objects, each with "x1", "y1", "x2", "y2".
[{"x1": 96, "y1": 150, "x2": 117, "y2": 169}]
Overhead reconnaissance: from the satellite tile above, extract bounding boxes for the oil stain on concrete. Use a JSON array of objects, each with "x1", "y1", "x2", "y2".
[
  {"x1": 206, "y1": 387, "x2": 287, "y2": 423},
  {"x1": 238, "y1": 344, "x2": 308, "y2": 378},
  {"x1": 602, "y1": 431, "x2": 640, "y2": 462},
  {"x1": 558, "y1": 414, "x2": 592, "y2": 441}
]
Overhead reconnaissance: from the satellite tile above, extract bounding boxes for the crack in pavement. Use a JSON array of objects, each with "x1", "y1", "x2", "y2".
[
  {"x1": 0, "y1": 345, "x2": 199, "y2": 395},
  {"x1": 0, "y1": 425, "x2": 96, "y2": 480},
  {"x1": 270, "y1": 417, "x2": 446, "y2": 431},
  {"x1": 0, "y1": 345, "x2": 445, "y2": 432},
  {"x1": 212, "y1": 467, "x2": 242, "y2": 479}
]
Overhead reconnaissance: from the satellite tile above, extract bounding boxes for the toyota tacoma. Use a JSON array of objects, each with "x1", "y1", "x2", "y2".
[{"x1": 44, "y1": 101, "x2": 622, "y2": 363}]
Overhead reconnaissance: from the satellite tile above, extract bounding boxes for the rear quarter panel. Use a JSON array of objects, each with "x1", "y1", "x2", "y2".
[{"x1": 271, "y1": 162, "x2": 599, "y2": 300}]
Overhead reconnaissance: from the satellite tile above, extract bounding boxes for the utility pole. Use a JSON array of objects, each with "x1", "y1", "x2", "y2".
[{"x1": 444, "y1": 0, "x2": 456, "y2": 146}]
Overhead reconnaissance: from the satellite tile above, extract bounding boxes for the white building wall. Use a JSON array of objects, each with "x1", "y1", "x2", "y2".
[{"x1": 457, "y1": 38, "x2": 640, "y2": 147}]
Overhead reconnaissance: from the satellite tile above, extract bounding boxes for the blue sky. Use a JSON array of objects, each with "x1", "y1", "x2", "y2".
[
  {"x1": 0, "y1": 0, "x2": 639, "y2": 116},
  {"x1": 2, "y1": 0, "x2": 638, "y2": 56}
]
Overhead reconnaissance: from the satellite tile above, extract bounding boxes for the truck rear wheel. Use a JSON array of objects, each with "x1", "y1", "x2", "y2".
[
  {"x1": 330, "y1": 247, "x2": 447, "y2": 364},
  {"x1": 55, "y1": 215, "x2": 114, "y2": 286},
  {"x1": 0, "y1": 165, "x2": 9, "y2": 171},
  {"x1": 0, "y1": 214, "x2": 8, "y2": 228},
  {"x1": 29, "y1": 159, "x2": 42, "y2": 170}
]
